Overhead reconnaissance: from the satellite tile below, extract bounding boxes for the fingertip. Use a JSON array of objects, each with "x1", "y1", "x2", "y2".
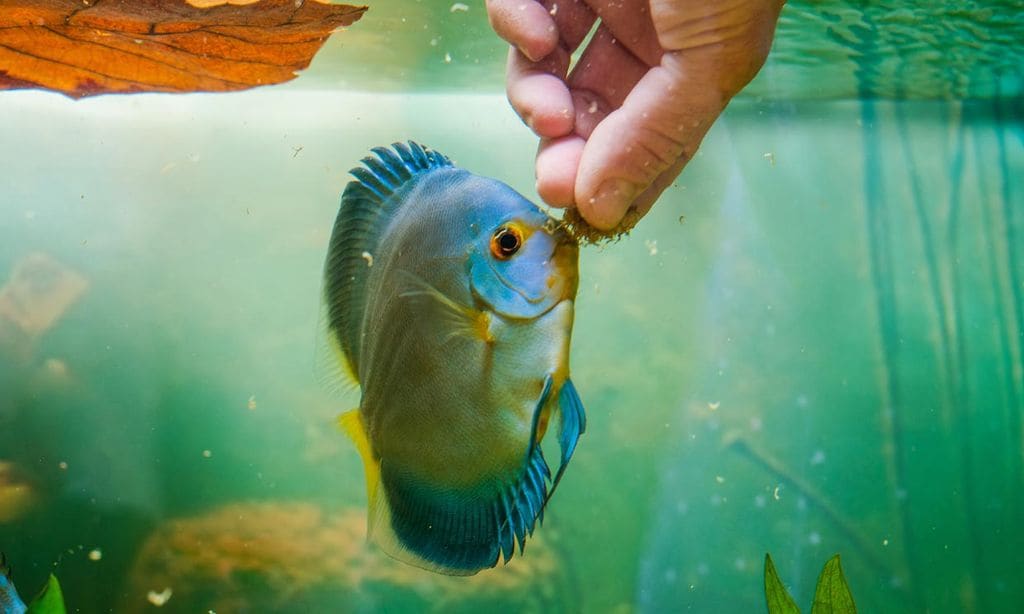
[
  {"x1": 577, "y1": 178, "x2": 639, "y2": 231},
  {"x1": 507, "y1": 58, "x2": 574, "y2": 137},
  {"x1": 535, "y1": 136, "x2": 584, "y2": 207},
  {"x1": 487, "y1": 0, "x2": 558, "y2": 62}
]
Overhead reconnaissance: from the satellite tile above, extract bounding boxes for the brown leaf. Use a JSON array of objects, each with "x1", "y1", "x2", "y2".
[{"x1": 0, "y1": 0, "x2": 366, "y2": 98}]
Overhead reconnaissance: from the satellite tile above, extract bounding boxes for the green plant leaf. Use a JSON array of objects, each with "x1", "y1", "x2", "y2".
[
  {"x1": 765, "y1": 553, "x2": 801, "y2": 614},
  {"x1": 26, "y1": 574, "x2": 66, "y2": 614},
  {"x1": 810, "y1": 555, "x2": 857, "y2": 614}
]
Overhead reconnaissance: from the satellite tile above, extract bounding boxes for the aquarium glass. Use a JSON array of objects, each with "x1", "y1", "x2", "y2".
[{"x1": 0, "y1": 0, "x2": 1022, "y2": 612}]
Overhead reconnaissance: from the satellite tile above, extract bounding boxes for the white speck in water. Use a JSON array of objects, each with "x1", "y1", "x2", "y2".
[
  {"x1": 708, "y1": 401, "x2": 720, "y2": 411},
  {"x1": 763, "y1": 152, "x2": 776, "y2": 166},
  {"x1": 449, "y1": 2, "x2": 469, "y2": 12},
  {"x1": 715, "y1": 475, "x2": 725, "y2": 484},
  {"x1": 810, "y1": 449, "x2": 826, "y2": 465},
  {"x1": 588, "y1": 100, "x2": 598, "y2": 114},
  {"x1": 247, "y1": 395, "x2": 257, "y2": 411},
  {"x1": 809, "y1": 532, "x2": 822, "y2": 545},
  {"x1": 883, "y1": 538, "x2": 890, "y2": 546},
  {"x1": 550, "y1": 3, "x2": 558, "y2": 15},
  {"x1": 147, "y1": 588, "x2": 173, "y2": 607},
  {"x1": 58, "y1": 461, "x2": 68, "y2": 470},
  {"x1": 361, "y1": 251, "x2": 374, "y2": 267},
  {"x1": 443, "y1": 52, "x2": 452, "y2": 64},
  {"x1": 429, "y1": 37, "x2": 439, "y2": 47},
  {"x1": 88, "y1": 548, "x2": 102, "y2": 561},
  {"x1": 644, "y1": 239, "x2": 658, "y2": 256},
  {"x1": 773, "y1": 485, "x2": 781, "y2": 500},
  {"x1": 202, "y1": 450, "x2": 212, "y2": 459}
]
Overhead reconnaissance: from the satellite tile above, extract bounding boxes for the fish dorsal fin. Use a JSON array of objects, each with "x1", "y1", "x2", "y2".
[{"x1": 321, "y1": 142, "x2": 452, "y2": 381}]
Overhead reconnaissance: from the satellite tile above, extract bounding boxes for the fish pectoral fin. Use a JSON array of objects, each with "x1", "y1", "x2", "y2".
[
  {"x1": 338, "y1": 409, "x2": 382, "y2": 533},
  {"x1": 397, "y1": 271, "x2": 495, "y2": 343}
]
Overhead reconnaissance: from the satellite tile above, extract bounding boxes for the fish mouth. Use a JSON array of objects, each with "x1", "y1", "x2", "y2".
[{"x1": 549, "y1": 230, "x2": 580, "y2": 301}]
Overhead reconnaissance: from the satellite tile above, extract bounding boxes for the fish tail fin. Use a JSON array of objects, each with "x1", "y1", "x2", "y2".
[
  {"x1": 370, "y1": 445, "x2": 553, "y2": 577},
  {"x1": 321, "y1": 142, "x2": 452, "y2": 378},
  {"x1": 364, "y1": 376, "x2": 579, "y2": 576}
]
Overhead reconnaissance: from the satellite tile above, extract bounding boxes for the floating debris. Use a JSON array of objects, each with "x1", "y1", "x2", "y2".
[
  {"x1": 450, "y1": 2, "x2": 469, "y2": 12},
  {"x1": 708, "y1": 401, "x2": 721, "y2": 411},
  {"x1": 0, "y1": 253, "x2": 88, "y2": 338},
  {"x1": 147, "y1": 588, "x2": 173, "y2": 607},
  {"x1": 644, "y1": 239, "x2": 658, "y2": 256},
  {"x1": 88, "y1": 548, "x2": 103, "y2": 561},
  {"x1": 763, "y1": 152, "x2": 776, "y2": 166},
  {"x1": 360, "y1": 251, "x2": 374, "y2": 267},
  {"x1": 247, "y1": 395, "x2": 257, "y2": 411}
]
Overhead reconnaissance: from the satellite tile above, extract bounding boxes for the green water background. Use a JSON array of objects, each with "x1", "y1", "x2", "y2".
[{"x1": 0, "y1": 1, "x2": 1022, "y2": 612}]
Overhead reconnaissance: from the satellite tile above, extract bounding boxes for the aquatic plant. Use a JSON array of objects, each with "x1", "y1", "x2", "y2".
[{"x1": 764, "y1": 553, "x2": 856, "y2": 614}]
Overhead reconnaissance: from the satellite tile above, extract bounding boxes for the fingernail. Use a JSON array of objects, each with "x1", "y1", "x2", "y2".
[{"x1": 589, "y1": 179, "x2": 636, "y2": 229}]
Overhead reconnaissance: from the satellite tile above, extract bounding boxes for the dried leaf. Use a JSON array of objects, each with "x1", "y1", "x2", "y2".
[
  {"x1": 765, "y1": 553, "x2": 801, "y2": 614},
  {"x1": 810, "y1": 555, "x2": 857, "y2": 614},
  {"x1": 0, "y1": 0, "x2": 366, "y2": 98}
]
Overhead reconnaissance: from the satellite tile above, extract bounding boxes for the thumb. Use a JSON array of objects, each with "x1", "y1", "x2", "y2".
[{"x1": 574, "y1": 64, "x2": 723, "y2": 230}]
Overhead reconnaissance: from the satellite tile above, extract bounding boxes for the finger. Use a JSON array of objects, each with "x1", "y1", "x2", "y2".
[
  {"x1": 545, "y1": 0, "x2": 599, "y2": 52},
  {"x1": 535, "y1": 135, "x2": 584, "y2": 207},
  {"x1": 486, "y1": 0, "x2": 558, "y2": 61},
  {"x1": 506, "y1": 46, "x2": 574, "y2": 138},
  {"x1": 566, "y1": 24, "x2": 650, "y2": 137},
  {"x1": 575, "y1": 65, "x2": 720, "y2": 229},
  {"x1": 586, "y1": 0, "x2": 662, "y2": 66},
  {"x1": 630, "y1": 154, "x2": 688, "y2": 218}
]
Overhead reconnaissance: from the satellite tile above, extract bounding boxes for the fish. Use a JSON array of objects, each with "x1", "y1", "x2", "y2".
[
  {"x1": 321, "y1": 141, "x2": 586, "y2": 576},
  {"x1": 0, "y1": 554, "x2": 26, "y2": 614}
]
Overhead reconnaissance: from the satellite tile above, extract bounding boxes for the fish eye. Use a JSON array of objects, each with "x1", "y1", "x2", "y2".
[{"x1": 490, "y1": 225, "x2": 523, "y2": 259}]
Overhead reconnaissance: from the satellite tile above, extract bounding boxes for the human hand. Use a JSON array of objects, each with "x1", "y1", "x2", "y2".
[{"x1": 487, "y1": 0, "x2": 784, "y2": 232}]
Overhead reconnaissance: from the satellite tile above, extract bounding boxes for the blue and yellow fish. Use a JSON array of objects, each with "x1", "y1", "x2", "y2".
[
  {"x1": 321, "y1": 142, "x2": 586, "y2": 576},
  {"x1": 0, "y1": 554, "x2": 26, "y2": 614}
]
